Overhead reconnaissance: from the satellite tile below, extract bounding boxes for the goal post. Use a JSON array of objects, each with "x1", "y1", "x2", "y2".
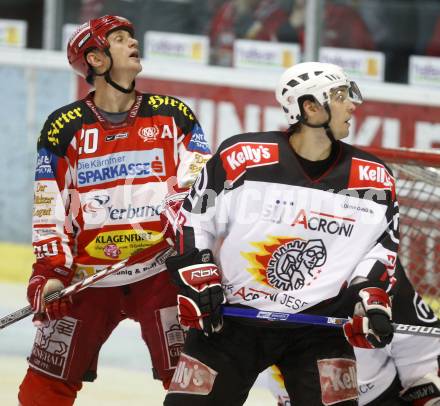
[{"x1": 360, "y1": 146, "x2": 440, "y2": 317}]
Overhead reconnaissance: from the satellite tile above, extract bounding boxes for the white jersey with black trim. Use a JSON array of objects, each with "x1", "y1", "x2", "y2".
[{"x1": 178, "y1": 131, "x2": 399, "y2": 314}]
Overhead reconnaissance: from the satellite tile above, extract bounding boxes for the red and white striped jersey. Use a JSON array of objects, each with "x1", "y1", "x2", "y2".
[{"x1": 33, "y1": 91, "x2": 211, "y2": 287}]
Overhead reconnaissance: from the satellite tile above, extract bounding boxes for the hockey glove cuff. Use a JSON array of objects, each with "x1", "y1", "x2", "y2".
[
  {"x1": 166, "y1": 248, "x2": 226, "y2": 337},
  {"x1": 343, "y1": 287, "x2": 393, "y2": 349}
]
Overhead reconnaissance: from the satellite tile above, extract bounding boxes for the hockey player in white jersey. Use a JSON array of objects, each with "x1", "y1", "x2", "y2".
[
  {"x1": 265, "y1": 259, "x2": 440, "y2": 405},
  {"x1": 163, "y1": 62, "x2": 400, "y2": 405}
]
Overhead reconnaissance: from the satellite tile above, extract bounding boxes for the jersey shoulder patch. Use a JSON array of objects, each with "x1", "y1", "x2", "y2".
[
  {"x1": 218, "y1": 132, "x2": 281, "y2": 184},
  {"x1": 345, "y1": 144, "x2": 396, "y2": 197},
  {"x1": 38, "y1": 100, "x2": 85, "y2": 155}
]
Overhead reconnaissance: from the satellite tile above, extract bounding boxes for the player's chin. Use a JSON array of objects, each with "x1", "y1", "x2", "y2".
[
  {"x1": 127, "y1": 58, "x2": 142, "y2": 72},
  {"x1": 133, "y1": 60, "x2": 142, "y2": 73},
  {"x1": 335, "y1": 128, "x2": 350, "y2": 140}
]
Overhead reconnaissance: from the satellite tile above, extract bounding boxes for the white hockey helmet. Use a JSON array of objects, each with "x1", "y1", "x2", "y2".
[{"x1": 276, "y1": 62, "x2": 363, "y2": 126}]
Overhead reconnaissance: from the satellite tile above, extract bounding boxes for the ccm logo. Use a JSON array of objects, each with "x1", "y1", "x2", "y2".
[
  {"x1": 348, "y1": 158, "x2": 395, "y2": 198},
  {"x1": 220, "y1": 142, "x2": 279, "y2": 183}
]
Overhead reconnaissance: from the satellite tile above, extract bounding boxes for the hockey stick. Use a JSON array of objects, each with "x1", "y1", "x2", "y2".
[
  {"x1": 222, "y1": 306, "x2": 440, "y2": 338},
  {"x1": 0, "y1": 242, "x2": 174, "y2": 330}
]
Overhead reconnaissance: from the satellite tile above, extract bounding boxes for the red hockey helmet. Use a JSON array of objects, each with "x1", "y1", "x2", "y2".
[{"x1": 67, "y1": 15, "x2": 134, "y2": 81}]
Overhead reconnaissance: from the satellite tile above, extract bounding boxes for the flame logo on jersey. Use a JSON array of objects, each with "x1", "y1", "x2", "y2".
[
  {"x1": 241, "y1": 236, "x2": 293, "y2": 287},
  {"x1": 242, "y1": 236, "x2": 327, "y2": 291}
]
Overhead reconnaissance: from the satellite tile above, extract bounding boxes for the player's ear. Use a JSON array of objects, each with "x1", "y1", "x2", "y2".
[
  {"x1": 302, "y1": 98, "x2": 321, "y2": 115},
  {"x1": 86, "y1": 49, "x2": 106, "y2": 71}
]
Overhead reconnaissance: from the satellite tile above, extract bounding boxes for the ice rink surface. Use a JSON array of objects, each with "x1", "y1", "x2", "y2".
[{"x1": 0, "y1": 282, "x2": 274, "y2": 405}]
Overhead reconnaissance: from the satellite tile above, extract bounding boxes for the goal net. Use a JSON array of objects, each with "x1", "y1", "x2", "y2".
[{"x1": 361, "y1": 146, "x2": 440, "y2": 317}]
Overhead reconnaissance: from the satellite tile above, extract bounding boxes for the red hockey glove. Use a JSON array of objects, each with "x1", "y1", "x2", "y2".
[
  {"x1": 159, "y1": 190, "x2": 188, "y2": 246},
  {"x1": 343, "y1": 287, "x2": 393, "y2": 349},
  {"x1": 27, "y1": 263, "x2": 74, "y2": 324},
  {"x1": 166, "y1": 248, "x2": 226, "y2": 337}
]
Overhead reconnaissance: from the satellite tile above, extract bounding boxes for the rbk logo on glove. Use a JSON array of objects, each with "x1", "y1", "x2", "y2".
[
  {"x1": 179, "y1": 264, "x2": 221, "y2": 291},
  {"x1": 166, "y1": 248, "x2": 226, "y2": 337}
]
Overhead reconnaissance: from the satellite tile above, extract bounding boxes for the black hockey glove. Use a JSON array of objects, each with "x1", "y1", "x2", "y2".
[
  {"x1": 343, "y1": 287, "x2": 393, "y2": 348},
  {"x1": 166, "y1": 248, "x2": 226, "y2": 337}
]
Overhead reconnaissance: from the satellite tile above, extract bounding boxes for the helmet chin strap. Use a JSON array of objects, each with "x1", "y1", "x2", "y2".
[
  {"x1": 104, "y1": 72, "x2": 135, "y2": 93},
  {"x1": 296, "y1": 104, "x2": 336, "y2": 143},
  {"x1": 94, "y1": 50, "x2": 135, "y2": 94}
]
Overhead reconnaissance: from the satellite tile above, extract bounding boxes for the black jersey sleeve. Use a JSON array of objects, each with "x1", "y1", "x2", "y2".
[{"x1": 346, "y1": 148, "x2": 400, "y2": 290}]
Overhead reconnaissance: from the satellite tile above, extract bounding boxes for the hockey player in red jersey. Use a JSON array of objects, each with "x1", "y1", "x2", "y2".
[
  {"x1": 163, "y1": 62, "x2": 400, "y2": 405},
  {"x1": 18, "y1": 15, "x2": 211, "y2": 406}
]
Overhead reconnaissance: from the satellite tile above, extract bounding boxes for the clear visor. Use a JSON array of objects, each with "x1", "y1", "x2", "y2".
[
  {"x1": 330, "y1": 82, "x2": 363, "y2": 105},
  {"x1": 348, "y1": 81, "x2": 363, "y2": 104}
]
